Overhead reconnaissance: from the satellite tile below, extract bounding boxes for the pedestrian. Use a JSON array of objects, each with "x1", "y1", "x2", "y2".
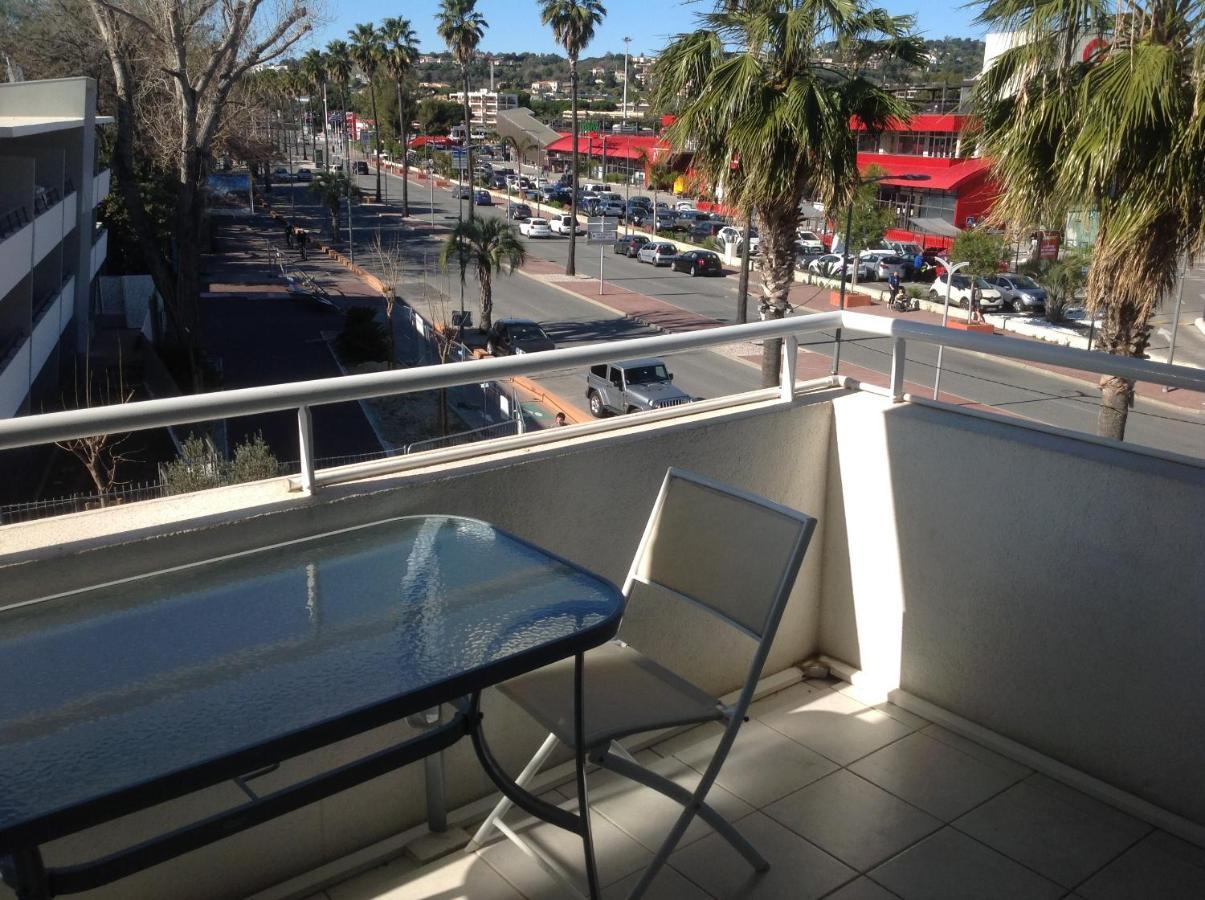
[
  {"x1": 295, "y1": 227, "x2": 308, "y2": 261},
  {"x1": 913, "y1": 251, "x2": 924, "y2": 277},
  {"x1": 284, "y1": 221, "x2": 293, "y2": 248},
  {"x1": 554, "y1": 411, "x2": 567, "y2": 427},
  {"x1": 887, "y1": 272, "x2": 901, "y2": 306},
  {"x1": 970, "y1": 283, "x2": 985, "y2": 324}
]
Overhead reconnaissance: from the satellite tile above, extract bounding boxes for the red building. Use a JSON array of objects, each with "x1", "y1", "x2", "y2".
[
  {"x1": 543, "y1": 132, "x2": 662, "y2": 178},
  {"x1": 852, "y1": 113, "x2": 996, "y2": 250}
]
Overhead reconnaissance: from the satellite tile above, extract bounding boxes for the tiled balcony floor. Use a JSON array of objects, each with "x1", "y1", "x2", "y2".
[{"x1": 311, "y1": 678, "x2": 1205, "y2": 900}]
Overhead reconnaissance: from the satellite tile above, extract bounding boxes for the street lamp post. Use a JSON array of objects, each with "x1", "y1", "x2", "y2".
[
  {"x1": 622, "y1": 37, "x2": 631, "y2": 131},
  {"x1": 831, "y1": 172, "x2": 929, "y2": 373},
  {"x1": 932, "y1": 256, "x2": 970, "y2": 400}
]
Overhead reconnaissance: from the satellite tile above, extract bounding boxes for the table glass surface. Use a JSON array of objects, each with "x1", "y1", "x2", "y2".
[{"x1": 0, "y1": 516, "x2": 621, "y2": 841}]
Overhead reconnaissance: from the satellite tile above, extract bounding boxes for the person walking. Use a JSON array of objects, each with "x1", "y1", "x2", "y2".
[
  {"x1": 296, "y1": 227, "x2": 309, "y2": 261},
  {"x1": 284, "y1": 221, "x2": 294, "y2": 248},
  {"x1": 887, "y1": 271, "x2": 901, "y2": 307}
]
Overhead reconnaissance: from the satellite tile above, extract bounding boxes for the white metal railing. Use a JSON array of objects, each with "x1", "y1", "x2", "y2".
[{"x1": 0, "y1": 312, "x2": 1201, "y2": 493}]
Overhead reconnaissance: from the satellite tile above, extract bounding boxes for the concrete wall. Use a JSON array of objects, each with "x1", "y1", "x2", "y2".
[
  {"x1": 819, "y1": 392, "x2": 1205, "y2": 826},
  {"x1": 0, "y1": 394, "x2": 836, "y2": 900}
]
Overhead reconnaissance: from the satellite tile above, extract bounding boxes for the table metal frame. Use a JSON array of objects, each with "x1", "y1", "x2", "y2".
[{"x1": 0, "y1": 520, "x2": 619, "y2": 900}]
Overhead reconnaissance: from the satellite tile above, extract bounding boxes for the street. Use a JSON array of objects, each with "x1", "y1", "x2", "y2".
[{"x1": 276, "y1": 163, "x2": 1202, "y2": 458}]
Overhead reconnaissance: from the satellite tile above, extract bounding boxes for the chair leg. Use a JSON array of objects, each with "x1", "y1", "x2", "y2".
[
  {"x1": 599, "y1": 748, "x2": 769, "y2": 872},
  {"x1": 468, "y1": 731, "x2": 559, "y2": 849}
]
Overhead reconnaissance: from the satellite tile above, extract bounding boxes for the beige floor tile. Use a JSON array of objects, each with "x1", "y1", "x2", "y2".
[
  {"x1": 1078, "y1": 830, "x2": 1205, "y2": 900},
  {"x1": 651, "y1": 722, "x2": 726, "y2": 759},
  {"x1": 561, "y1": 749, "x2": 754, "y2": 852},
  {"x1": 822, "y1": 877, "x2": 900, "y2": 899},
  {"x1": 869, "y1": 827, "x2": 1063, "y2": 899},
  {"x1": 748, "y1": 680, "x2": 831, "y2": 719},
  {"x1": 672, "y1": 719, "x2": 838, "y2": 808},
  {"x1": 603, "y1": 864, "x2": 714, "y2": 900},
  {"x1": 669, "y1": 812, "x2": 854, "y2": 899},
  {"x1": 760, "y1": 688, "x2": 917, "y2": 765},
  {"x1": 919, "y1": 725, "x2": 1031, "y2": 781},
  {"x1": 954, "y1": 776, "x2": 1150, "y2": 887},
  {"x1": 327, "y1": 853, "x2": 521, "y2": 900},
  {"x1": 476, "y1": 802, "x2": 653, "y2": 896},
  {"x1": 849, "y1": 731, "x2": 1025, "y2": 821},
  {"x1": 764, "y1": 770, "x2": 940, "y2": 871}
]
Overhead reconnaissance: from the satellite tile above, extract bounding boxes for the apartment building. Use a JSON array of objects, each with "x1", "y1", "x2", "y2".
[
  {"x1": 446, "y1": 89, "x2": 518, "y2": 129},
  {"x1": 0, "y1": 76, "x2": 110, "y2": 419}
]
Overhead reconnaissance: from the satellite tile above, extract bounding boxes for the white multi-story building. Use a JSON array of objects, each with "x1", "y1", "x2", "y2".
[
  {"x1": 445, "y1": 89, "x2": 518, "y2": 129},
  {"x1": 0, "y1": 76, "x2": 110, "y2": 419}
]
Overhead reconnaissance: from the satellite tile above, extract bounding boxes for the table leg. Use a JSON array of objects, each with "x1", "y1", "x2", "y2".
[
  {"x1": 0, "y1": 847, "x2": 50, "y2": 900},
  {"x1": 574, "y1": 651, "x2": 601, "y2": 900}
]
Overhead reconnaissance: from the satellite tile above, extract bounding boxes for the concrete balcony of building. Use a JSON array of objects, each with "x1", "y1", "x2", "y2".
[
  {"x1": 93, "y1": 167, "x2": 110, "y2": 206},
  {"x1": 0, "y1": 314, "x2": 1201, "y2": 900},
  {"x1": 0, "y1": 209, "x2": 33, "y2": 300},
  {"x1": 90, "y1": 226, "x2": 106, "y2": 278}
]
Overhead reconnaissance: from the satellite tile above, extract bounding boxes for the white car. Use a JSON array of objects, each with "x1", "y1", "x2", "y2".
[
  {"x1": 549, "y1": 214, "x2": 584, "y2": 236},
  {"x1": 928, "y1": 273, "x2": 1005, "y2": 310},
  {"x1": 637, "y1": 242, "x2": 678, "y2": 265},
  {"x1": 796, "y1": 230, "x2": 825, "y2": 254},
  {"x1": 519, "y1": 217, "x2": 552, "y2": 238},
  {"x1": 715, "y1": 226, "x2": 760, "y2": 255},
  {"x1": 674, "y1": 200, "x2": 697, "y2": 212},
  {"x1": 808, "y1": 253, "x2": 846, "y2": 276}
]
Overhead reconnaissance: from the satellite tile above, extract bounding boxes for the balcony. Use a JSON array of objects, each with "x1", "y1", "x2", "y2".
[
  {"x1": 93, "y1": 167, "x2": 110, "y2": 206},
  {"x1": 90, "y1": 226, "x2": 106, "y2": 278},
  {"x1": 0, "y1": 314, "x2": 1202, "y2": 900}
]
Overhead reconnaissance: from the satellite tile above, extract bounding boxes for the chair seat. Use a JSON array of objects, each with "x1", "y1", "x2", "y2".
[{"x1": 497, "y1": 640, "x2": 725, "y2": 749}]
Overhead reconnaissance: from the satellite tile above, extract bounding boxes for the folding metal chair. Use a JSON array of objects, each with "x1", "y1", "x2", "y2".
[{"x1": 471, "y1": 467, "x2": 817, "y2": 898}]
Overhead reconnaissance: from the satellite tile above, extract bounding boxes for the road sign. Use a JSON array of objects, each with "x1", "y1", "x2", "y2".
[{"x1": 586, "y1": 216, "x2": 616, "y2": 244}]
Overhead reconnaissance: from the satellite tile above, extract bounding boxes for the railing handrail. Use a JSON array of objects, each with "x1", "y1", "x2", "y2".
[{"x1": 0, "y1": 311, "x2": 1201, "y2": 455}]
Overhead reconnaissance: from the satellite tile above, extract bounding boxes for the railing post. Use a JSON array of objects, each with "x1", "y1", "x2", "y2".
[
  {"x1": 890, "y1": 338, "x2": 906, "y2": 402},
  {"x1": 297, "y1": 405, "x2": 316, "y2": 493},
  {"x1": 780, "y1": 335, "x2": 798, "y2": 401}
]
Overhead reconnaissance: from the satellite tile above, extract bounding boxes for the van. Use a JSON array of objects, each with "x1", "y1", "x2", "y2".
[{"x1": 583, "y1": 183, "x2": 607, "y2": 194}]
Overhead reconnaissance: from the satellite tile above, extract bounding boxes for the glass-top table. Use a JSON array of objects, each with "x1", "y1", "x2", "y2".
[{"x1": 0, "y1": 515, "x2": 624, "y2": 898}]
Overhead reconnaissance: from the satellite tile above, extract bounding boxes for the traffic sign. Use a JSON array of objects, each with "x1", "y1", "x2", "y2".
[{"x1": 586, "y1": 216, "x2": 616, "y2": 244}]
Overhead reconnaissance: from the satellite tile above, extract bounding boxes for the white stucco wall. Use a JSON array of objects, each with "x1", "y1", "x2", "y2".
[
  {"x1": 0, "y1": 393, "x2": 836, "y2": 900},
  {"x1": 819, "y1": 393, "x2": 1205, "y2": 826}
]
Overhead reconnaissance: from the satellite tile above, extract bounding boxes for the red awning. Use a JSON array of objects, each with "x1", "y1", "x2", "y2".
[
  {"x1": 543, "y1": 133, "x2": 663, "y2": 162},
  {"x1": 857, "y1": 155, "x2": 991, "y2": 191},
  {"x1": 850, "y1": 113, "x2": 970, "y2": 133},
  {"x1": 409, "y1": 135, "x2": 454, "y2": 149}
]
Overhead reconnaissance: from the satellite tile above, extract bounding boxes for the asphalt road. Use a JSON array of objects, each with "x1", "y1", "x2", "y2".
[{"x1": 294, "y1": 168, "x2": 1203, "y2": 458}]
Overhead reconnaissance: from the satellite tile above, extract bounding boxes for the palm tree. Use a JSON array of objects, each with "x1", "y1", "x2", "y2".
[
  {"x1": 325, "y1": 40, "x2": 353, "y2": 169},
  {"x1": 539, "y1": 0, "x2": 606, "y2": 276},
  {"x1": 299, "y1": 50, "x2": 329, "y2": 169},
  {"x1": 380, "y1": 17, "x2": 419, "y2": 216},
  {"x1": 972, "y1": 0, "x2": 1205, "y2": 440},
  {"x1": 439, "y1": 217, "x2": 527, "y2": 332},
  {"x1": 655, "y1": 1, "x2": 922, "y2": 386},
  {"x1": 436, "y1": 0, "x2": 487, "y2": 221},
  {"x1": 349, "y1": 23, "x2": 386, "y2": 202},
  {"x1": 308, "y1": 169, "x2": 358, "y2": 239}
]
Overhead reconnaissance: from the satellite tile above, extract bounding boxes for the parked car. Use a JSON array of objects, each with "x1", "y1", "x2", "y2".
[
  {"x1": 628, "y1": 195, "x2": 652, "y2": 209},
  {"x1": 928, "y1": 273, "x2": 1005, "y2": 310},
  {"x1": 294, "y1": 168, "x2": 313, "y2": 182},
  {"x1": 671, "y1": 250, "x2": 724, "y2": 276},
  {"x1": 715, "y1": 226, "x2": 759, "y2": 255},
  {"x1": 614, "y1": 235, "x2": 650, "y2": 257},
  {"x1": 506, "y1": 203, "x2": 532, "y2": 220},
  {"x1": 873, "y1": 255, "x2": 910, "y2": 280},
  {"x1": 674, "y1": 200, "x2": 697, "y2": 212},
  {"x1": 690, "y1": 221, "x2": 730, "y2": 243},
  {"x1": 352, "y1": 161, "x2": 369, "y2": 175},
  {"x1": 491, "y1": 175, "x2": 508, "y2": 189},
  {"x1": 523, "y1": 188, "x2": 543, "y2": 202},
  {"x1": 473, "y1": 190, "x2": 492, "y2": 205},
  {"x1": 518, "y1": 217, "x2": 552, "y2": 238},
  {"x1": 599, "y1": 203, "x2": 626, "y2": 220},
  {"x1": 795, "y1": 230, "x2": 824, "y2": 254},
  {"x1": 486, "y1": 318, "x2": 556, "y2": 356},
  {"x1": 451, "y1": 184, "x2": 473, "y2": 199},
  {"x1": 585, "y1": 359, "x2": 693, "y2": 417},
  {"x1": 984, "y1": 273, "x2": 1048, "y2": 313},
  {"x1": 669, "y1": 210, "x2": 710, "y2": 233},
  {"x1": 550, "y1": 214, "x2": 584, "y2": 236},
  {"x1": 808, "y1": 253, "x2": 847, "y2": 276},
  {"x1": 637, "y1": 242, "x2": 679, "y2": 265},
  {"x1": 271, "y1": 167, "x2": 294, "y2": 182}
]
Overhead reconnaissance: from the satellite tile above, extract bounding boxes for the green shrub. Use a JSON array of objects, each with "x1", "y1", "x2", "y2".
[
  {"x1": 229, "y1": 433, "x2": 282, "y2": 483},
  {"x1": 906, "y1": 285, "x2": 925, "y2": 300},
  {"x1": 161, "y1": 431, "x2": 282, "y2": 494},
  {"x1": 604, "y1": 173, "x2": 626, "y2": 184},
  {"x1": 338, "y1": 306, "x2": 389, "y2": 364}
]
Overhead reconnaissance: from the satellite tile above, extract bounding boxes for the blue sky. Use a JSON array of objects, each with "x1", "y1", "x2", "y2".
[{"x1": 310, "y1": 1, "x2": 986, "y2": 58}]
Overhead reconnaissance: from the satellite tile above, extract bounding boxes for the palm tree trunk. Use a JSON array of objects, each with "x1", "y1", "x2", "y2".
[
  {"x1": 757, "y1": 202, "x2": 798, "y2": 387},
  {"x1": 479, "y1": 266, "x2": 493, "y2": 332},
  {"x1": 737, "y1": 208, "x2": 753, "y2": 323},
  {"x1": 1098, "y1": 376, "x2": 1133, "y2": 440},
  {"x1": 566, "y1": 58, "x2": 579, "y2": 276},
  {"x1": 462, "y1": 67, "x2": 474, "y2": 221},
  {"x1": 320, "y1": 82, "x2": 330, "y2": 171},
  {"x1": 370, "y1": 79, "x2": 383, "y2": 202},
  {"x1": 397, "y1": 80, "x2": 410, "y2": 216}
]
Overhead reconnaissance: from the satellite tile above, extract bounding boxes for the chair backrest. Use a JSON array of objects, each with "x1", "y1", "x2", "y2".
[{"x1": 625, "y1": 468, "x2": 817, "y2": 643}]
